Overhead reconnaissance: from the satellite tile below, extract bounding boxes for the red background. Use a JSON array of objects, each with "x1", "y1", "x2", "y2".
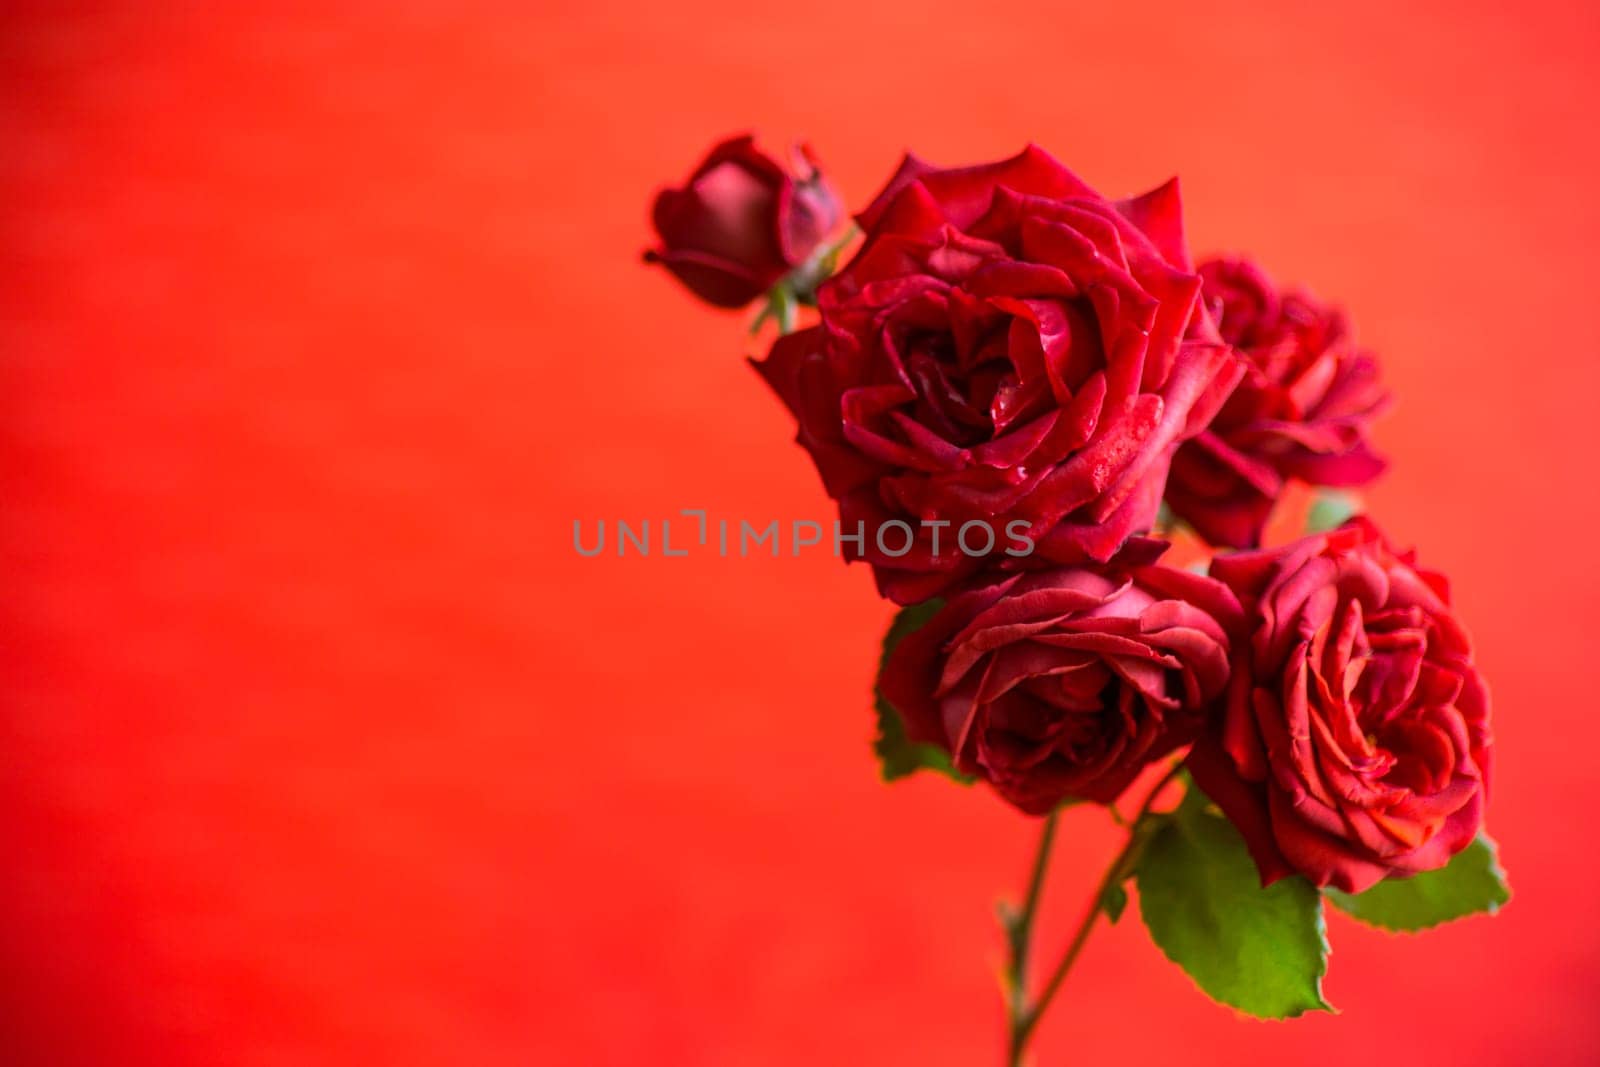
[{"x1": 3, "y1": 2, "x2": 1597, "y2": 1064}]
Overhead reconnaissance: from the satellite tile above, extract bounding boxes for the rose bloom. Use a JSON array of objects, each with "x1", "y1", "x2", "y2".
[
  {"x1": 1164, "y1": 258, "x2": 1390, "y2": 548},
  {"x1": 645, "y1": 134, "x2": 841, "y2": 308},
  {"x1": 1186, "y1": 518, "x2": 1491, "y2": 893},
  {"x1": 756, "y1": 146, "x2": 1241, "y2": 603},
  {"x1": 879, "y1": 564, "x2": 1240, "y2": 813}
]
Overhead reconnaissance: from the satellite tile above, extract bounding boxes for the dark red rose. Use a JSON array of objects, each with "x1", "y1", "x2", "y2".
[
  {"x1": 880, "y1": 563, "x2": 1240, "y2": 813},
  {"x1": 1186, "y1": 518, "x2": 1491, "y2": 893},
  {"x1": 645, "y1": 134, "x2": 842, "y2": 309},
  {"x1": 1164, "y1": 258, "x2": 1391, "y2": 548},
  {"x1": 755, "y1": 146, "x2": 1241, "y2": 604}
]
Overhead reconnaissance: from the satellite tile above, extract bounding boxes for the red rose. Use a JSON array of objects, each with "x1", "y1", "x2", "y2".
[
  {"x1": 1186, "y1": 518, "x2": 1491, "y2": 892},
  {"x1": 645, "y1": 134, "x2": 842, "y2": 309},
  {"x1": 1164, "y1": 258, "x2": 1391, "y2": 548},
  {"x1": 880, "y1": 564, "x2": 1240, "y2": 813},
  {"x1": 756, "y1": 147, "x2": 1241, "y2": 603}
]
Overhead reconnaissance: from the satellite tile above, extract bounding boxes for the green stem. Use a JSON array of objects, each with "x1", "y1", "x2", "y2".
[
  {"x1": 774, "y1": 286, "x2": 796, "y2": 334},
  {"x1": 1004, "y1": 809, "x2": 1060, "y2": 1022},
  {"x1": 750, "y1": 225, "x2": 858, "y2": 336},
  {"x1": 1005, "y1": 764, "x2": 1183, "y2": 1067}
]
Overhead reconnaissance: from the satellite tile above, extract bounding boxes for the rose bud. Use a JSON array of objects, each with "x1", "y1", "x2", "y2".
[
  {"x1": 1164, "y1": 258, "x2": 1391, "y2": 548},
  {"x1": 645, "y1": 134, "x2": 842, "y2": 309},
  {"x1": 1186, "y1": 518, "x2": 1491, "y2": 893},
  {"x1": 755, "y1": 146, "x2": 1242, "y2": 604},
  {"x1": 879, "y1": 564, "x2": 1241, "y2": 814}
]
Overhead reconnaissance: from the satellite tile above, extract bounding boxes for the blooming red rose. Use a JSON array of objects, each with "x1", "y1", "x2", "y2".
[
  {"x1": 880, "y1": 564, "x2": 1240, "y2": 814},
  {"x1": 1186, "y1": 518, "x2": 1491, "y2": 893},
  {"x1": 1164, "y1": 258, "x2": 1391, "y2": 548},
  {"x1": 755, "y1": 146, "x2": 1242, "y2": 603},
  {"x1": 645, "y1": 134, "x2": 842, "y2": 309}
]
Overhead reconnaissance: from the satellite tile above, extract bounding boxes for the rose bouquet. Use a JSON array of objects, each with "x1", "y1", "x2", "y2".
[{"x1": 645, "y1": 136, "x2": 1507, "y2": 1063}]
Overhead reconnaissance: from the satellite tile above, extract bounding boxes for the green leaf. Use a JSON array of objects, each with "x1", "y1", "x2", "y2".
[
  {"x1": 1325, "y1": 834, "x2": 1510, "y2": 932},
  {"x1": 1305, "y1": 490, "x2": 1360, "y2": 534},
  {"x1": 1136, "y1": 787, "x2": 1333, "y2": 1018},
  {"x1": 872, "y1": 600, "x2": 971, "y2": 783}
]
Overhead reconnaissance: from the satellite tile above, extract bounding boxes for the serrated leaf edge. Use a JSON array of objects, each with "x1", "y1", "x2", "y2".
[
  {"x1": 1324, "y1": 833, "x2": 1511, "y2": 935},
  {"x1": 1134, "y1": 808, "x2": 1336, "y2": 1020},
  {"x1": 1135, "y1": 879, "x2": 1335, "y2": 1019}
]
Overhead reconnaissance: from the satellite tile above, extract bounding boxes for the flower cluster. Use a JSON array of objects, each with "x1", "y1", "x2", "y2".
[{"x1": 646, "y1": 136, "x2": 1503, "y2": 1033}]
